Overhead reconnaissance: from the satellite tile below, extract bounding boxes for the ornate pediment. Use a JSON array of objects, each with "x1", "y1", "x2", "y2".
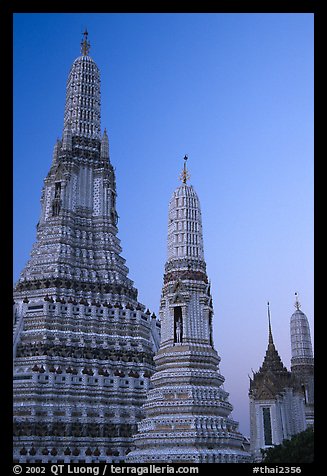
[
  {"x1": 172, "y1": 280, "x2": 182, "y2": 293},
  {"x1": 250, "y1": 368, "x2": 295, "y2": 400},
  {"x1": 173, "y1": 293, "x2": 183, "y2": 303},
  {"x1": 54, "y1": 163, "x2": 68, "y2": 181},
  {"x1": 256, "y1": 380, "x2": 278, "y2": 400},
  {"x1": 168, "y1": 280, "x2": 189, "y2": 304}
]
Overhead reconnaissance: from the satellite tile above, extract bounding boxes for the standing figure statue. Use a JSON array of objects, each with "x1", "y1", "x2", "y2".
[{"x1": 175, "y1": 317, "x2": 182, "y2": 344}]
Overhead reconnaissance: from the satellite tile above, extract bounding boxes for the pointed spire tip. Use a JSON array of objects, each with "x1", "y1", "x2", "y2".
[
  {"x1": 179, "y1": 154, "x2": 191, "y2": 184},
  {"x1": 294, "y1": 292, "x2": 301, "y2": 310},
  {"x1": 267, "y1": 301, "x2": 273, "y2": 345},
  {"x1": 81, "y1": 29, "x2": 91, "y2": 56}
]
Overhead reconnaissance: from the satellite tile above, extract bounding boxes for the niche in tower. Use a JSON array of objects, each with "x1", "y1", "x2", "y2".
[
  {"x1": 301, "y1": 384, "x2": 308, "y2": 405},
  {"x1": 54, "y1": 182, "x2": 61, "y2": 198},
  {"x1": 52, "y1": 182, "x2": 62, "y2": 216},
  {"x1": 262, "y1": 407, "x2": 273, "y2": 446},
  {"x1": 174, "y1": 306, "x2": 183, "y2": 344}
]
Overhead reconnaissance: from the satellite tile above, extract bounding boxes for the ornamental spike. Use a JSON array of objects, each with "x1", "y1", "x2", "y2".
[
  {"x1": 179, "y1": 154, "x2": 190, "y2": 184},
  {"x1": 81, "y1": 29, "x2": 90, "y2": 56}
]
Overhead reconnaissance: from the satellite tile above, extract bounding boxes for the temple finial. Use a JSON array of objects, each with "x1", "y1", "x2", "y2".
[
  {"x1": 179, "y1": 154, "x2": 190, "y2": 184},
  {"x1": 267, "y1": 301, "x2": 273, "y2": 345},
  {"x1": 81, "y1": 29, "x2": 90, "y2": 56},
  {"x1": 294, "y1": 292, "x2": 301, "y2": 310}
]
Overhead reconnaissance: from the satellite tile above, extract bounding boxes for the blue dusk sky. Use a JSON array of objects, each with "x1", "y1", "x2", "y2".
[{"x1": 13, "y1": 13, "x2": 314, "y2": 437}]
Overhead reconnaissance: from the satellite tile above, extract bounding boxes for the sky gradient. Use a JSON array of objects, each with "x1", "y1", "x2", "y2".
[{"x1": 13, "y1": 13, "x2": 314, "y2": 437}]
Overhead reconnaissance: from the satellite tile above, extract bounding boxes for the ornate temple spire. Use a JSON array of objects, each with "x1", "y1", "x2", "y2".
[
  {"x1": 51, "y1": 138, "x2": 61, "y2": 166},
  {"x1": 290, "y1": 293, "x2": 314, "y2": 370},
  {"x1": 257, "y1": 302, "x2": 288, "y2": 374},
  {"x1": 16, "y1": 31, "x2": 132, "y2": 289},
  {"x1": 62, "y1": 120, "x2": 72, "y2": 151},
  {"x1": 127, "y1": 158, "x2": 251, "y2": 463},
  {"x1": 63, "y1": 31, "x2": 101, "y2": 139},
  {"x1": 13, "y1": 31, "x2": 160, "y2": 464},
  {"x1": 101, "y1": 128, "x2": 110, "y2": 159},
  {"x1": 167, "y1": 156, "x2": 204, "y2": 263},
  {"x1": 290, "y1": 293, "x2": 314, "y2": 427}
]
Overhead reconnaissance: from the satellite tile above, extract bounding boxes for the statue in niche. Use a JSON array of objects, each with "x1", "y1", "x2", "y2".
[
  {"x1": 52, "y1": 199, "x2": 61, "y2": 216},
  {"x1": 174, "y1": 307, "x2": 183, "y2": 344},
  {"x1": 54, "y1": 182, "x2": 61, "y2": 198},
  {"x1": 175, "y1": 319, "x2": 182, "y2": 343}
]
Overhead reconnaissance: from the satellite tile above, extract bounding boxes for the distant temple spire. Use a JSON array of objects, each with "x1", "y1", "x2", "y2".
[
  {"x1": 101, "y1": 128, "x2": 110, "y2": 159},
  {"x1": 291, "y1": 293, "x2": 314, "y2": 365},
  {"x1": 81, "y1": 29, "x2": 90, "y2": 56}
]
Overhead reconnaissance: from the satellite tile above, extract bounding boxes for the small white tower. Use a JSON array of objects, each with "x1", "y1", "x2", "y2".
[
  {"x1": 290, "y1": 293, "x2": 314, "y2": 370},
  {"x1": 290, "y1": 293, "x2": 314, "y2": 426}
]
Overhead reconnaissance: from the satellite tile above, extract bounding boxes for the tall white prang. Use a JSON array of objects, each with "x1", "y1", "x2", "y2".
[
  {"x1": 127, "y1": 157, "x2": 251, "y2": 463},
  {"x1": 290, "y1": 293, "x2": 314, "y2": 426},
  {"x1": 13, "y1": 31, "x2": 160, "y2": 464}
]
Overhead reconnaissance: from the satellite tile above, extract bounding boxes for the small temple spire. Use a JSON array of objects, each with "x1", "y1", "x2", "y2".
[
  {"x1": 257, "y1": 300, "x2": 288, "y2": 374},
  {"x1": 81, "y1": 29, "x2": 90, "y2": 56},
  {"x1": 294, "y1": 292, "x2": 301, "y2": 310},
  {"x1": 62, "y1": 121, "x2": 72, "y2": 151},
  {"x1": 267, "y1": 301, "x2": 273, "y2": 345},
  {"x1": 101, "y1": 128, "x2": 110, "y2": 159},
  {"x1": 51, "y1": 138, "x2": 61, "y2": 166},
  {"x1": 179, "y1": 154, "x2": 190, "y2": 184}
]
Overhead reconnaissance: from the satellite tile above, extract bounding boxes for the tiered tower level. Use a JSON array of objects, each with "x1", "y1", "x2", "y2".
[
  {"x1": 13, "y1": 32, "x2": 160, "y2": 463},
  {"x1": 127, "y1": 158, "x2": 251, "y2": 463}
]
